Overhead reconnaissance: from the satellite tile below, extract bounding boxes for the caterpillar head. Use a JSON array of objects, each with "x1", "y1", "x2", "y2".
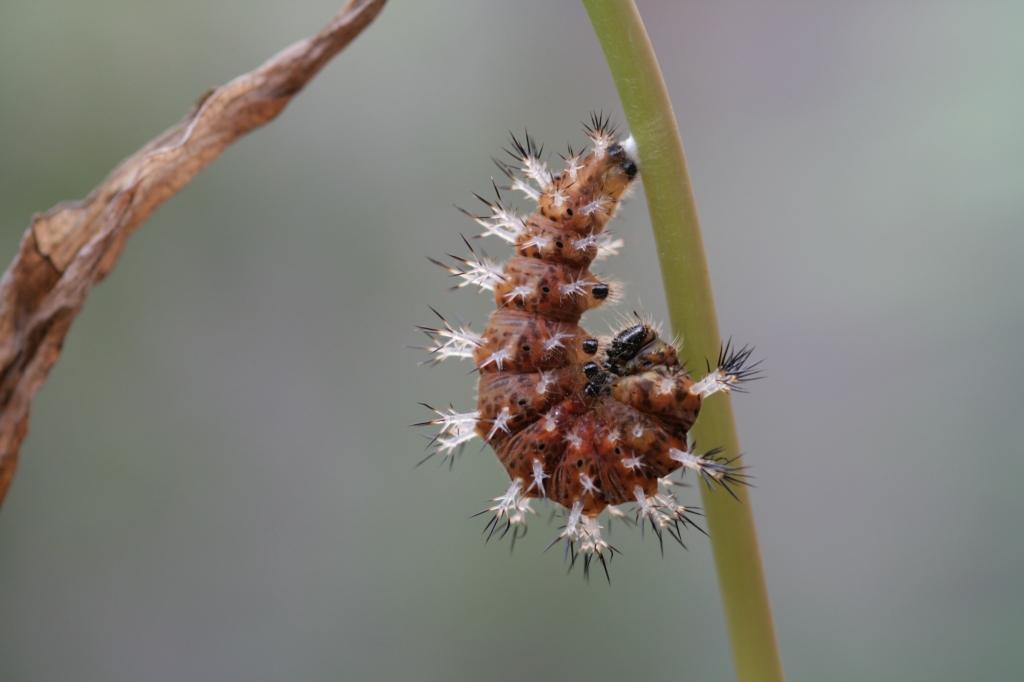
[
  {"x1": 581, "y1": 321, "x2": 680, "y2": 397},
  {"x1": 537, "y1": 132, "x2": 639, "y2": 228},
  {"x1": 600, "y1": 139, "x2": 639, "y2": 194},
  {"x1": 604, "y1": 321, "x2": 678, "y2": 375}
]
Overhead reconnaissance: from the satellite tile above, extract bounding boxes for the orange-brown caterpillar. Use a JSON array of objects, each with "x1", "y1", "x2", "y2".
[{"x1": 417, "y1": 115, "x2": 759, "y2": 579}]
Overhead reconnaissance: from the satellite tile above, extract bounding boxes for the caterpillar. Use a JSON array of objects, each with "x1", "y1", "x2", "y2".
[{"x1": 417, "y1": 114, "x2": 760, "y2": 580}]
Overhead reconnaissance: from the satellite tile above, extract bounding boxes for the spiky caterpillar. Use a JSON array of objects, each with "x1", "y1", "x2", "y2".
[{"x1": 418, "y1": 115, "x2": 760, "y2": 578}]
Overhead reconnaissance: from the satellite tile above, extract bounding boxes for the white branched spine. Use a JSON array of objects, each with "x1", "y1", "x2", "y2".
[
  {"x1": 542, "y1": 331, "x2": 572, "y2": 351},
  {"x1": 562, "y1": 500, "x2": 585, "y2": 543},
  {"x1": 578, "y1": 516, "x2": 610, "y2": 559},
  {"x1": 535, "y1": 370, "x2": 555, "y2": 395},
  {"x1": 422, "y1": 407, "x2": 479, "y2": 454},
  {"x1": 595, "y1": 233, "x2": 625, "y2": 260},
  {"x1": 670, "y1": 447, "x2": 728, "y2": 483},
  {"x1": 510, "y1": 176, "x2": 541, "y2": 202},
  {"x1": 689, "y1": 368, "x2": 735, "y2": 398},
  {"x1": 549, "y1": 502, "x2": 615, "y2": 580},
  {"x1": 559, "y1": 276, "x2": 593, "y2": 298},
  {"x1": 479, "y1": 478, "x2": 533, "y2": 542},
  {"x1": 634, "y1": 485, "x2": 661, "y2": 525},
  {"x1": 581, "y1": 196, "x2": 610, "y2": 216},
  {"x1": 563, "y1": 154, "x2": 583, "y2": 182},
  {"x1": 579, "y1": 472, "x2": 601, "y2": 497},
  {"x1": 588, "y1": 130, "x2": 614, "y2": 157},
  {"x1": 522, "y1": 156, "x2": 553, "y2": 189},
  {"x1": 606, "y1": 505, "x2": 628, "y2": 522},
  {"x1": 653, "y1": 490, "x2": 694, "y2": 524},
  {"x1": 632, "y1": 484, "x2": 701, "y2": 551},
  {"x1": 528, "y1": 458, "x2": 549, "y2": 497},
  {"x1": 486, "y1": 406, "x2": 513, "y2": 440},
  {"x1": 438, "y1": 254, "x2": 505, "y2": 293},
  {"x1": 503, "y1": 284, "x2": 534, "y2": 304},
  {"x1": 476, "y1": 205, "x2": 526, "y2": 243},
  {"x1": 621, "y1": 453, "x2": 645, "y2": 471},
  {"x1": 478, "y1": 347, "x2": 512, "y2": 371},
  {"x1": 571, "y1": 233, "x2": 599, "y2": 252},
  {"x1": 420, "y1": 319, "x2": 483, "y2": 363},
  {"x1": 690, "y1": 341, "x2": 762, "y2": 397},
  {"x1": 521, "y1": 233, "x2": 552, "y2": 250}
]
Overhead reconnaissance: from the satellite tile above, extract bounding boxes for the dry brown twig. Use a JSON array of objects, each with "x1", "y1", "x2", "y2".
[{"x1": 0, "y1": 0, "x2": 386, "y2": 504}]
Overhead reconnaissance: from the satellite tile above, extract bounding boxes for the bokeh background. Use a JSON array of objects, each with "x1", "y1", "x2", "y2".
[{"x1": 1, "y1": 1, "x2": 1022, "y2": 680}]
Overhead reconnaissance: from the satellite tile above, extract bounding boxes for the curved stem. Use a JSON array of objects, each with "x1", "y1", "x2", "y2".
[{"x1": 582, "y1": 2, "x2": 785, "y2": 680}]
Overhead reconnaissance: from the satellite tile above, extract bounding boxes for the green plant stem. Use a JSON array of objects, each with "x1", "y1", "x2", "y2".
[{"x1": 582, "y1": 2, "x2": 784, "y2": 680}]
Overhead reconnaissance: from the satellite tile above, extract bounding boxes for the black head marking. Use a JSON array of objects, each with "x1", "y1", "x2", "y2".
[
  {"x1": 606, "y1": 142, "x2": 637, "y2": 179},
  {"x1": 605, "y1": 323, "x2": 657, "y2": 373}
]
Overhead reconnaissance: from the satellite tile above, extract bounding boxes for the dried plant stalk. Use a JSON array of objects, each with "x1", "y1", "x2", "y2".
[{"x1": 0, "y1": 0, "x2": 386, "y2": 504}]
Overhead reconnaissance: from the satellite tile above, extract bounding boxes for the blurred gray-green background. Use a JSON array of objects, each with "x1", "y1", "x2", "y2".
[{"x1": 1, "y1": 1, "x2": 1022, "y2": 680}]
